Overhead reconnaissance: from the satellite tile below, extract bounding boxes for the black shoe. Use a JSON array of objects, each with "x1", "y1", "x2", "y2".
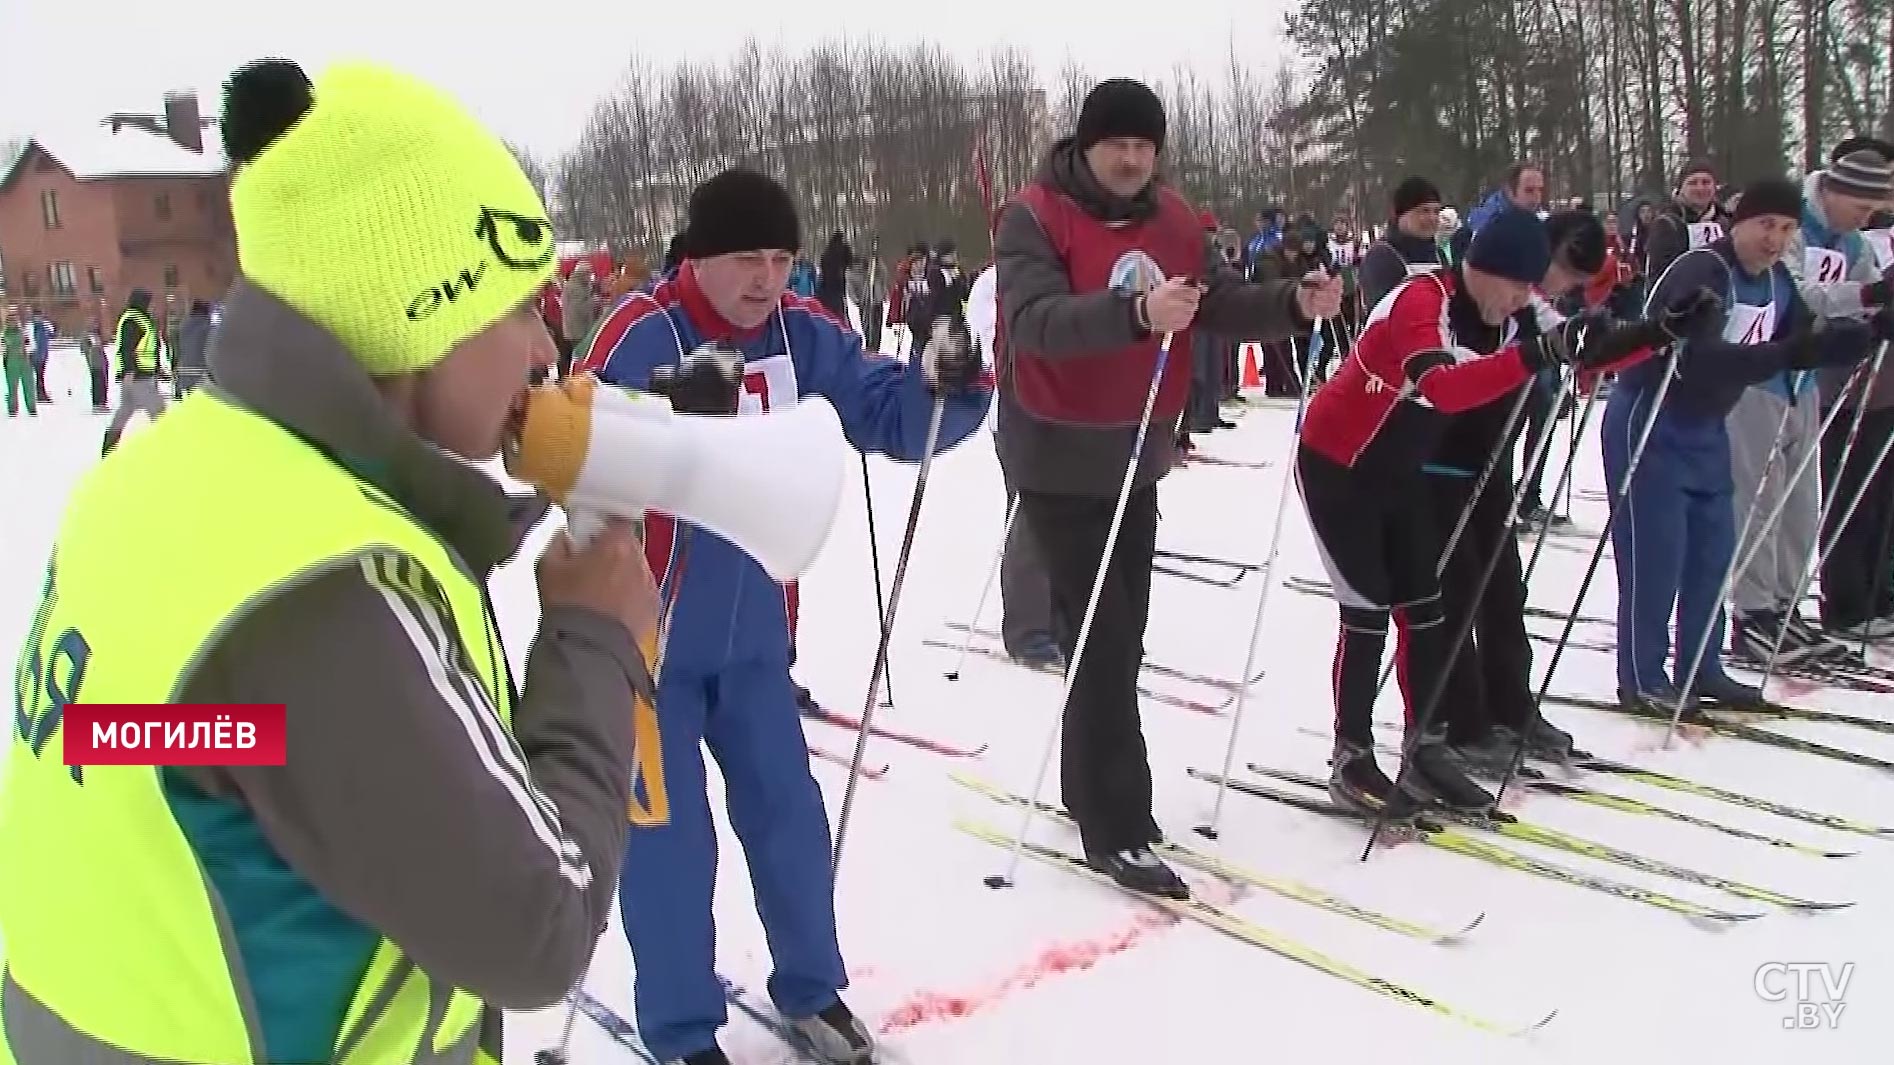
[
  {"x1": 1084, "y1": 844, "x2": 1190, "y2": 899},
  {"x1": 673, "y1": 1048, "x2": 732, "y2": 1065},
  {"x1": 790, "y1": 999, "x2": 876, "y2": 1064},
  {"x1": 1403, "y1": 730, "x2": 1497, "y2": 813},
  {"x1": 1521, "y1": 713, "x2": 1587, "y2": 762},
  {"x1": 1619, "y1": 683, "x2": 1696, "y2": 718},
  {"x1": 1448, "y1": 727, "x2": 1524, "y2": 777},
  {"x1": 1214, "y1": 417, "x2": 1237, "y2": 429},
  {"x1": 1327, "y1": 739, "x2": 1421, "y2": 819},
  {"x1": 1009, "y1": 634, "x2": 1065, "y2": 673},
  {"x1": 1783, "y1": 613, "x2": 1848, "y2": 662},
  {"x1": 793, "y1": 683, "x2": 820, "y2": 712},
  {"x1": 1693, "y1": 672, "x2": 1768, "y2": 711}
]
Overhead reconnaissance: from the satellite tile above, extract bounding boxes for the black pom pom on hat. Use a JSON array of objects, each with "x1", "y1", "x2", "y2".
[{"x1": 220, "y1": 58, "x2": 314, "y2": 166}]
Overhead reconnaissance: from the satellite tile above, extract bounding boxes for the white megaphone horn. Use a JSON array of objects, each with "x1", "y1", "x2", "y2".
[{"x1": 505, "y1": 375, "x2": 848, "y2": 581}]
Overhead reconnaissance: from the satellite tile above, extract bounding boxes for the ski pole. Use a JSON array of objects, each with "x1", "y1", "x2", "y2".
[
  {"x1": 860, "y1": 454, "x2": 897, "y2": 708},
  {"x1": 832, "y1": 394, "x2": 947, "y2": 875},
  {"x1": 1518, "y1": 381, "x2": 1606, "y2": 589},
  {"x1": 1361, "y1": 361, "x2": 1581, "y2": 858},
  {"x1": 540, "y1": 523, "x2": 693, "y2": 1065},
  {"x1": 944, "y1": 494, "x2": 1020, "y2": 681},
  {"x1": 988, "y1": 325, "x2": 1176, "y2": 890},
  {"x1": 1490, "y1": 344, "x2": 1687, "y2": 805},
  {"x1": 1667, "y1": 353, "x2": 1883, "y2": 743},
  {"x1": 1196, "y1": 317, "x2": 1323, "y2": 840},
  {"x1": 1760, "y1": 354, "x2": 1894, "y2": 691}
]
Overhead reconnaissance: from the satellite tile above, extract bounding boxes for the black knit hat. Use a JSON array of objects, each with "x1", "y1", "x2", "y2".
[
  {"x1": 1465, "y1": 209, "x2": 1552, "y2": 286},
  {"x1": 1391, "y1": 176, "x2": 1442, "y2": 218},
  {"x1": 1544, "y1": 210, "x2": 1606, "y2": 276},
  {"x1": 1732, "y1": 177, "x2": 1803, "y2": 224},
  {"x1": 1076, "y1": 78, "x2": 1166, "y2": 152},
  {"x1": 1676, "y1": 158, "x2": 1717, "y2": 187},
  {"x1": 680, "y1": 168, "x2": 801, "y2": 259}
]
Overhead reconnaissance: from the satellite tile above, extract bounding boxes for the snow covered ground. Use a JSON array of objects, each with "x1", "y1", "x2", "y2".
[{"x1": 4, "y1": 340, "x2": 1891, "y2": 1064}]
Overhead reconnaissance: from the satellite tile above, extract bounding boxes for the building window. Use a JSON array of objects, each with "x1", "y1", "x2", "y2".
[
  {"x1": 164, "y1": 264, "x2": 180, "y2": 289},
  {"x1": 87, "y1": 267, "x2": 105, "y2": 294},
  {"x1": 155, "y1": 193, "x2": 172, "y2": 221},
  {"x1": 40, "y1": 189, "x2": 60, "y2": 229},
  {"x1": 48, "y1": 262, "x2": 77, "y2": 297}
]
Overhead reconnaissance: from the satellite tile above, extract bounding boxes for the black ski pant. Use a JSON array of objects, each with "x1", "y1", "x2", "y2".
[
  {"x1": 999, "y1": 472, "x2": 1058, "y2": 656},
  {"x1": 1425, "y1": 467, "x2": 1536, "y2": 743},
  {"x1": 1297, "y1": 448, "x2": 1453, "y2": 747},
  {"x1": 1017, "y1": 484, "x2": 1160, "y2": 855},
  {"x1": 1820, "y1": 404, "x2": 1894, "y2": 628},
  {"x1": 88, "y1": 367, "x2": 108, "y2": 409}
]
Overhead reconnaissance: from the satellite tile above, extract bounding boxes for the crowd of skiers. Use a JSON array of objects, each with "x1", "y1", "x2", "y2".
[{"x1": 11, "y1": 51, "x2": 1894, "y2": 1065}]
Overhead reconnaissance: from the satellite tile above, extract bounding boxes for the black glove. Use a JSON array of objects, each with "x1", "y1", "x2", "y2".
[
  {"x1": 921, "y1": 313, "x2": 983, "y2": 394},
  {"x1": 1862, "y1": 265, "x2": 1894, "y2": 309},
  {"x1": 649, "y1": 341, "x2": 743, "y2": 415},
  {"x1": 1654, "y1": 285, "x2": 1724, "y2": 341},
  {"x1": 1785, "y1": 318, "x2": 1875, "y2": 370}
]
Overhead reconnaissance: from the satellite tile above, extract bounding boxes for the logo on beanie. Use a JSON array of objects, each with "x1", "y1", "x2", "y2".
[
  {"x1": 1108, "y1": 250, "x2": 1164, "y2": 297},
  {"x1": 406, "y1": 207, "x2": 555, "y2": 320}
]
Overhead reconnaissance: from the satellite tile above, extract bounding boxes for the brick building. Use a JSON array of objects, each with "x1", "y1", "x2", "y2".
[{"x1": 0, "y1": 91, "x2": 234, "y2": 336}]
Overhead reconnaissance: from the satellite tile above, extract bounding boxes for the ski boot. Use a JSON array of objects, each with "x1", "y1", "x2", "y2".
[
  {"x1": 1402, "y1": 728, "x2": 1497, "y2": 814},
  {"x1": 1084, "y1": 843, "x2": 1190, "y2": 900},
  {"x1": 1521, "y1": 712, "x2": 1590, "y2": 763},
  {"x1": 1009, "y1": 633, "x2": 1066, "y2": 673},
  {"x1": 670, "y1": 1047, "x2": 732, "y2": 1065},
  {"x1": 1447, "y1": 726, "x2": 1525, "y2": 777},
  {"x1": 1327, "y1": 738, "x2": 1421, "y2": 821},
  {"x1": 1619, "y1": 683, "x2": 1696, "y2": 719},
  {"x1": 1693, "y1": 672, "x2": 1769, "y2": 712},
  {"x1": 791, "y1": 1000, "x2": 877, "y2": 1065}
]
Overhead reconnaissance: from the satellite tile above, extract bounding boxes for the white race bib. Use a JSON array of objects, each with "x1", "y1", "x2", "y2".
[
  {"x1": 1805, "y1": 246, "x2": 1849, "y2": 286},
  {"x1": 1866, "y1": 230, "x2": 1894, "y2": 274},
  {"x1": 1688, "y1": 221, "x2": 1725, "y2": 249},
  {"x1": 1723, "y1": 301, "x2": 1775, "y2": 346}
]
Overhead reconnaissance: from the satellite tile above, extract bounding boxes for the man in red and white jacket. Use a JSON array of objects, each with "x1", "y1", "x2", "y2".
[{"x1": 1297, "y1": 209, "x2": 1616, "y2": 818}]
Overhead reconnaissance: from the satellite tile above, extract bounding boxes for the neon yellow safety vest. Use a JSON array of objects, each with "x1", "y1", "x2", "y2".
[
  {"x1": 115, "y1": 307, "x2": 160, "y2": 374},
  {"x1": 0, "y1": 389, "x2": 508, "y2": 1065}
]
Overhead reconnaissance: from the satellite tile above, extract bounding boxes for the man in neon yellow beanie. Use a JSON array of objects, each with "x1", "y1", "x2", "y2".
[{"x1": 0, "y1": 58, "x2": 662, "y2": 1065}]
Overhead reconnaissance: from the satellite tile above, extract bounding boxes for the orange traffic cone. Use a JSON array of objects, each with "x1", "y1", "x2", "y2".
[{"x1": 1241, "y1": 343, "x2": 1262, "y2": 390}]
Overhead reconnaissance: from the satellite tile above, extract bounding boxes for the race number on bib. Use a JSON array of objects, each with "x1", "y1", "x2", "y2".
[
  {"x1": 1724, "y1": 302, "x2": 1776, "y2": 346},
  {"x1": 1806, "y1": 247, "x2": 1849, "y2": 286},
  {"x1": 1688, "y1": 221, "x2": 1724, "y2": 249}
]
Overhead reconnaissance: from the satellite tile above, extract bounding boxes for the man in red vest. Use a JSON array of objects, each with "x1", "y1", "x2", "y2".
[{"x1": 992, "y1": 77, "x2": 1341, "y2": 898}]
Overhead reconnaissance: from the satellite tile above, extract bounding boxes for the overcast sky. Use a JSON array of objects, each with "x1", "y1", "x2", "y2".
[{"x1": 2, "y1": 0, "x2": 1294, "y2": 161}]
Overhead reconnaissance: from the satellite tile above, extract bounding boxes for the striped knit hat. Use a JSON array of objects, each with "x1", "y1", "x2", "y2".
[{"x1": 1824, "y1": 149, "x2": 1894, "y2": 201}]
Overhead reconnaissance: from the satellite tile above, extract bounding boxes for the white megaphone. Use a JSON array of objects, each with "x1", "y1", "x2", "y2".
[{"x1": 505, "y1": 375, "x2": 847, "y2": 580}]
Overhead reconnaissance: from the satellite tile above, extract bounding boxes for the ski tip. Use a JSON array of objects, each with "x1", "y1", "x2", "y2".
[
  {"x1": 1438, "y1": 911, "x2": 1486, "y2": 945},
  {"x1": 968, "y1": 744, "x2": 992, "y2": 757},
  {"x1": 1824, "y1": 849, "x2": 1862, "y2": 859},
  {"x1": 1694, "y1": 910, "x2": 1769, "y2": 929},
  {"x1": 982, "y1": 874, "x2": 1012, "y2": 890},
  {"x1": 1788, "y1": 899, "x2": 1857, "y2": 911},
  {"x1": 1511, "y1": 1007, "x2": 1559, "y2": 1037}
]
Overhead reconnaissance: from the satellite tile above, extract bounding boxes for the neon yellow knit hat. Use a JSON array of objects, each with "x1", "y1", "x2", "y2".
[{"x1": 228, "y1": 61, "x2": 555, "y2": 375}]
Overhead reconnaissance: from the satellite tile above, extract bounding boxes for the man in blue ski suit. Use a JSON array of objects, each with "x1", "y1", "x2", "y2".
[
  {"x1": 577, "y1": 167, "x2": 992, "y2": 1065},
  {"x1": 1606, "y1": 176, "x2": 1878, "y2": 713}
]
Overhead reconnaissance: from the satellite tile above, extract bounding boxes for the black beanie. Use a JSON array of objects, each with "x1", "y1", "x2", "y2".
[
  {"x1": 1544, "y1": 210, "x2": 1606, "y2": 276},
  {"x1": 1465, "y1": 209, "x2": 1552, "y2": 286},
  {"x1": 1076, "y1": 78, "x2": 1166, "y2": 152},
  {"x1": 1676, "y1": 158, "x2": 1717, "y2": 187},
  {"x1": 1732, "y1": 177, "x2": 1803, "y2": 224},
  {"x1": 680, "y1": 168, "x2": 801, "y2": 259},
  {"x1": 1391, "y1": 175, "x2": 1442, "y2": 218}
]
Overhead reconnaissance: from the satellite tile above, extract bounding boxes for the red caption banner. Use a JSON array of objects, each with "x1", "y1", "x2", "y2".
[{"x1": 63, "y1": 704, "x2": 287, "y2": 767}]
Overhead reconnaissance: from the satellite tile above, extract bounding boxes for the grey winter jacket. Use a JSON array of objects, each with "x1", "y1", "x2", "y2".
[
  {"x1": 172, "y1": 280, "x2": 643, "y2": 1012},
  {"x1": 993, "y1": 139, "x2": 1307, "y2": 497}
]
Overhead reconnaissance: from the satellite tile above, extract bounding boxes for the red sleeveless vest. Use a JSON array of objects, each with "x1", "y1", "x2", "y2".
[{"x1": 998, "y1": 182, "x2": 1203, "y2": 426}]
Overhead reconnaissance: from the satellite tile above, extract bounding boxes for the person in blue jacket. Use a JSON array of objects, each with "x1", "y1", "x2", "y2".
[
  {"x1": 577, "y1": 167, "x2": 991, "y2": 1065},
  {"x1": 1607, "y1": 176, "x2": 1878, "y2": 714}
]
